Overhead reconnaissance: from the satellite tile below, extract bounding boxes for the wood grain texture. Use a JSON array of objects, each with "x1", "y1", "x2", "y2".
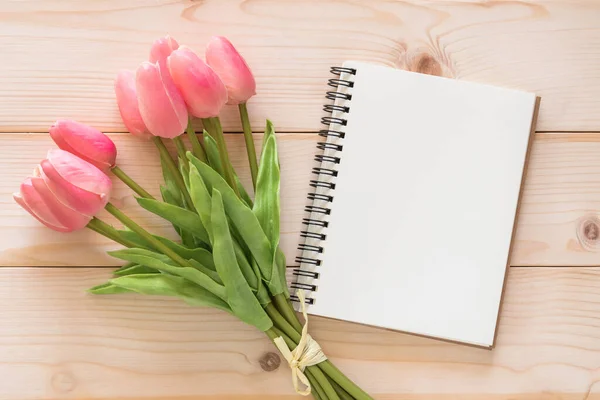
[
  {"x1": 0, "y1": 266, "x2": 599, "y2": 400},
  {"x1": 4, "y1": 132, "x2": 600, "y2": 267},
  {"x1": 0, "y1": 0, "x2": 598, "y2": 133}
]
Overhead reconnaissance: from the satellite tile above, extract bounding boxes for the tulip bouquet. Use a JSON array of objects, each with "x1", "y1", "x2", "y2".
[{"x1": 14, "y1": 36, "x2": 372, "y2": 400}]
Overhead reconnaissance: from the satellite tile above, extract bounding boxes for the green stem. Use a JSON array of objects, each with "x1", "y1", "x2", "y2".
[
  {"x1": 186, "y1": 119, "x2": 207, "y2": 162},
  {"x1": 201, "y1": 118, "x2": 214, "y2": 136},
  {"x1": 173, "y1": 137, "x2": 189, "y2": 174},
  {"x1": 331, "y1": 380, "x2": 354, "y2": 400},
  {"x1": 266, "y1": 328, "x2": 339, "y2": 400},
  {"x1": 209, "y1": 116, "x2": 240, "y2": 197},
  {"x1": 274, "y1": 293, "x2": 303, "y2": 332},
  {"x1": 152, "y1": 137, "x2": 194, "y2": 208},
  {"x1": 265, "y1": 303, "x2": 301, "y2": 342},
  {"x1": 319, "y1": 361, "x2": 371, "y2": 400},
  {"x1": 86, "y1": 217, "x2": 139, "y2": 248},
  {"x1": 111, "y1": 166, "x2": 154, "y2": 199},
  {"x1": 306, "y1": 369, "x2": 326, "y2": 400},
  {"x1": 238, "y1": 103, "x2": 258, "y2": 189}
]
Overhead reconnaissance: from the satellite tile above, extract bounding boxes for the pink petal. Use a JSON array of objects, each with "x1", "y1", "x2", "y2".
[
  {"x1": 148, "y1": 37, "x2": 186, "y2": 123},
  {"x1": 205, "y1": 36, "x2": 256, "y2": 105},
  {"x1": 41, "y1": 150, "x2": 112, "y2": 216},
  {"x1": 15, "y1": 181, "x2": 70, "y2": 232},
  {"x1": 114, "y1": 70, "x2": 151, "y2": 138},
  {"x1": 29, "y1": 177, "x2": 92, "y2": 231},
  {"x1": 136, "y1": 61, "x2": 188, "y2": 139},
  {"x1": 149, "y1": 36, "x2": 180, "y2": 67},
  {"x1": 49, "y1": 119, "x2": 117, "y2": 171},
  {"x1": 168, "y1": 48, "x2": 228, "y2": 118}
]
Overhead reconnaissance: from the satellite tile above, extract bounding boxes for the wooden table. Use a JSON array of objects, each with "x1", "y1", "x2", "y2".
[{"x1": 2, "y1": 1, "x2": 600, "y2": 399}]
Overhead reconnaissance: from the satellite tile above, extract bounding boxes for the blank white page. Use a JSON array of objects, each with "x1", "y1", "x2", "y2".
[{"x1": 296, "y1": 61, "x2": 537, "y2": 347}]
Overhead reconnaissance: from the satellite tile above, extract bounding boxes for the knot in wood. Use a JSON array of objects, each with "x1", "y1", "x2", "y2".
[
  {"x1": 577, "y1": 215, "x2": 600, "y2": 251},
  {"x1": 259, "y1": 352, "x2": 281, "y2": 371},
  {"x1": 584, "y1": 220, "x2": 599, "y2": 241},
  {"x1": 51, "y1": 371, "x2": 77, "y2": 393},
  {"x1": 413, "y1": 54, "x2": 443, "y2": 76},
  {"x1": 399, "y1": 48, "x2": 454, "y2": 78}
]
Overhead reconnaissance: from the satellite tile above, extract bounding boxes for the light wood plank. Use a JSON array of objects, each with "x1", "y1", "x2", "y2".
[
  {"x1": 4, "y1": 132, "x2": 600, "y2": 267},
  {"x1": 0, "y1": 266, "x2": 599, "y2": 399},
  {"x1": 0, "y1": 0, "x2": 599, "y2": 133}
]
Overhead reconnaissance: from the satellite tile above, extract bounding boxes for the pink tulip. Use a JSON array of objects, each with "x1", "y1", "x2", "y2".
[
  {"x1": 14, "y1": 177, "x2": 92, "y2": 232},
  {"x1": 205, "y1": 36, "x2": 256, "y2": 105},
  {"x1": 149, "y1": 36, "x2": 179, "y2": 69},
  {"x1": 168, "y1": 47, "x2": 228, "y2": 118},
  {"x1": 114, "y1": 71, "x2": 151, "y2": 139},
  {"x1": 49, "y1": 119, "x2": 117, "y2": 172},
  {"x1": 39, "y1": 149, "x2": 112, "y2": 216},
  {"x1": 136, "y1": 61, "x2": 188, "y2": 138}
]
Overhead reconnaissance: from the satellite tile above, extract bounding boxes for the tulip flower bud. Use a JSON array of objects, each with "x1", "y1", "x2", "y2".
[
  {"x1": 205, "y1": 36, "x2": 256, "y2": 105},
  {"x1": 49, "y1": 119, "x2": 117, "y2": 172},
  {"x1": 136, "y1": 61, "x2": 188, "y2": 139},
  {"x1": 114, "y1": 71, "x2": 151, "y2": 139},
  {"x1": 168, "y1": 47, "x2": 228, "y2": 118},
  {"x1": 39, "y1": 149, "x2": 113, "y2": 217},
  {"x1": 14, "y1": 177, "x2": 92, "y2": 232},
  {"x1": 150, "y1": 35, "x2": 179, "y2": 69}
]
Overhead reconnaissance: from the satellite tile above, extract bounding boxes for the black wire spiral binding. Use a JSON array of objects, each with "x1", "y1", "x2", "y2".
[
  {"x1": 312, "y1": 167, "x2": 338, "y2": 177},
  {"x1": 315, "y1": 154, "x2": 341, "y2": 164},
  {"x1": 303, "y1": 218, "x2": 329, "y2": 228},
  {"x1": 307, "y1": 193, "x2": 333, "y2": 202},
  {"x1": 291, "y1": 66, "x2": 355, "y2": 304}
]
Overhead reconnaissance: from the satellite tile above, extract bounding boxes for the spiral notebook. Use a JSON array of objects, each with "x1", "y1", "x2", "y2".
[{"x1": 291, "y1": 61, "x2": 539, "y2": 348}]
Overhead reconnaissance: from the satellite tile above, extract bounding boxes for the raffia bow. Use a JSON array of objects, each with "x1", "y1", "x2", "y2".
[{"x1": 273, "y1": 290, "x2": 328, "y2": 396}]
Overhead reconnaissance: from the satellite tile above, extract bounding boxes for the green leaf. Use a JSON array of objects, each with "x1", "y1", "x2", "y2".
[
  {"x1": 262, "y1": 119, "x2": 275, "y2": 153},
  {"x1": 188, "y1": 154, "x2": 274, "y2": 285},
  {"x1": 89, "y1": 282, "x2": 134, "y2": 294},
  {"x1": 254, "y1": 133, "x2": 280, "y2": 249},
  {"x1": 188, "y1": 162, "x2": 213, "y2": 243},
  {"x1": 109, "y1": 248, "x2": 226, "y2": 301},
  {"x1": 109, "y1": 274, "x2": 231, "y2": 312},
  {"x1": 203, "y1": 131, "x2": 224, "y2": 175},
  {"x1": 275, "y1": 247, "x2": 290, "y2": 297},
  {"x1": 160, "y1": 157, "x2": 184, "y2": 207},
  {"x1": 202, "y1": 132, "x2": 253, "y2": 207},
  {"x1": 253, "y1": 130, "x2": 285, "y2": 294},
  {"x1": 136, "y1": 197, "x2": 210, "y2": 245},
  {"x1": 160, "y1": 185, "x2": 194, "y2": 247},
  {"x1": 232, "y1": 240, "x2": 258, "y2": 292},
  {"x1": 113, "y1": 262, "x2": 137, "y2": 273},
  {"x1": 186, "y1": 259, "x2": 221, "y2": 283},
  {"x1": 114, "y1": 264, "x2": 158, "y2": 276},
  {"x1": 236, "y1": 177, "x2": 254, "y2": 208},
  {"x1": 211, "y1": 189, "x2": 272, "y2": 331},
  {"x1": 116, "y1": 230, "x2": 214, "y2": 267},
  {"x1": 252, "y1": 259, "x2": 272, "y2": 306},
  {"x1": 179, "y1": 156, "x2": 191, "y2": 192}
]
